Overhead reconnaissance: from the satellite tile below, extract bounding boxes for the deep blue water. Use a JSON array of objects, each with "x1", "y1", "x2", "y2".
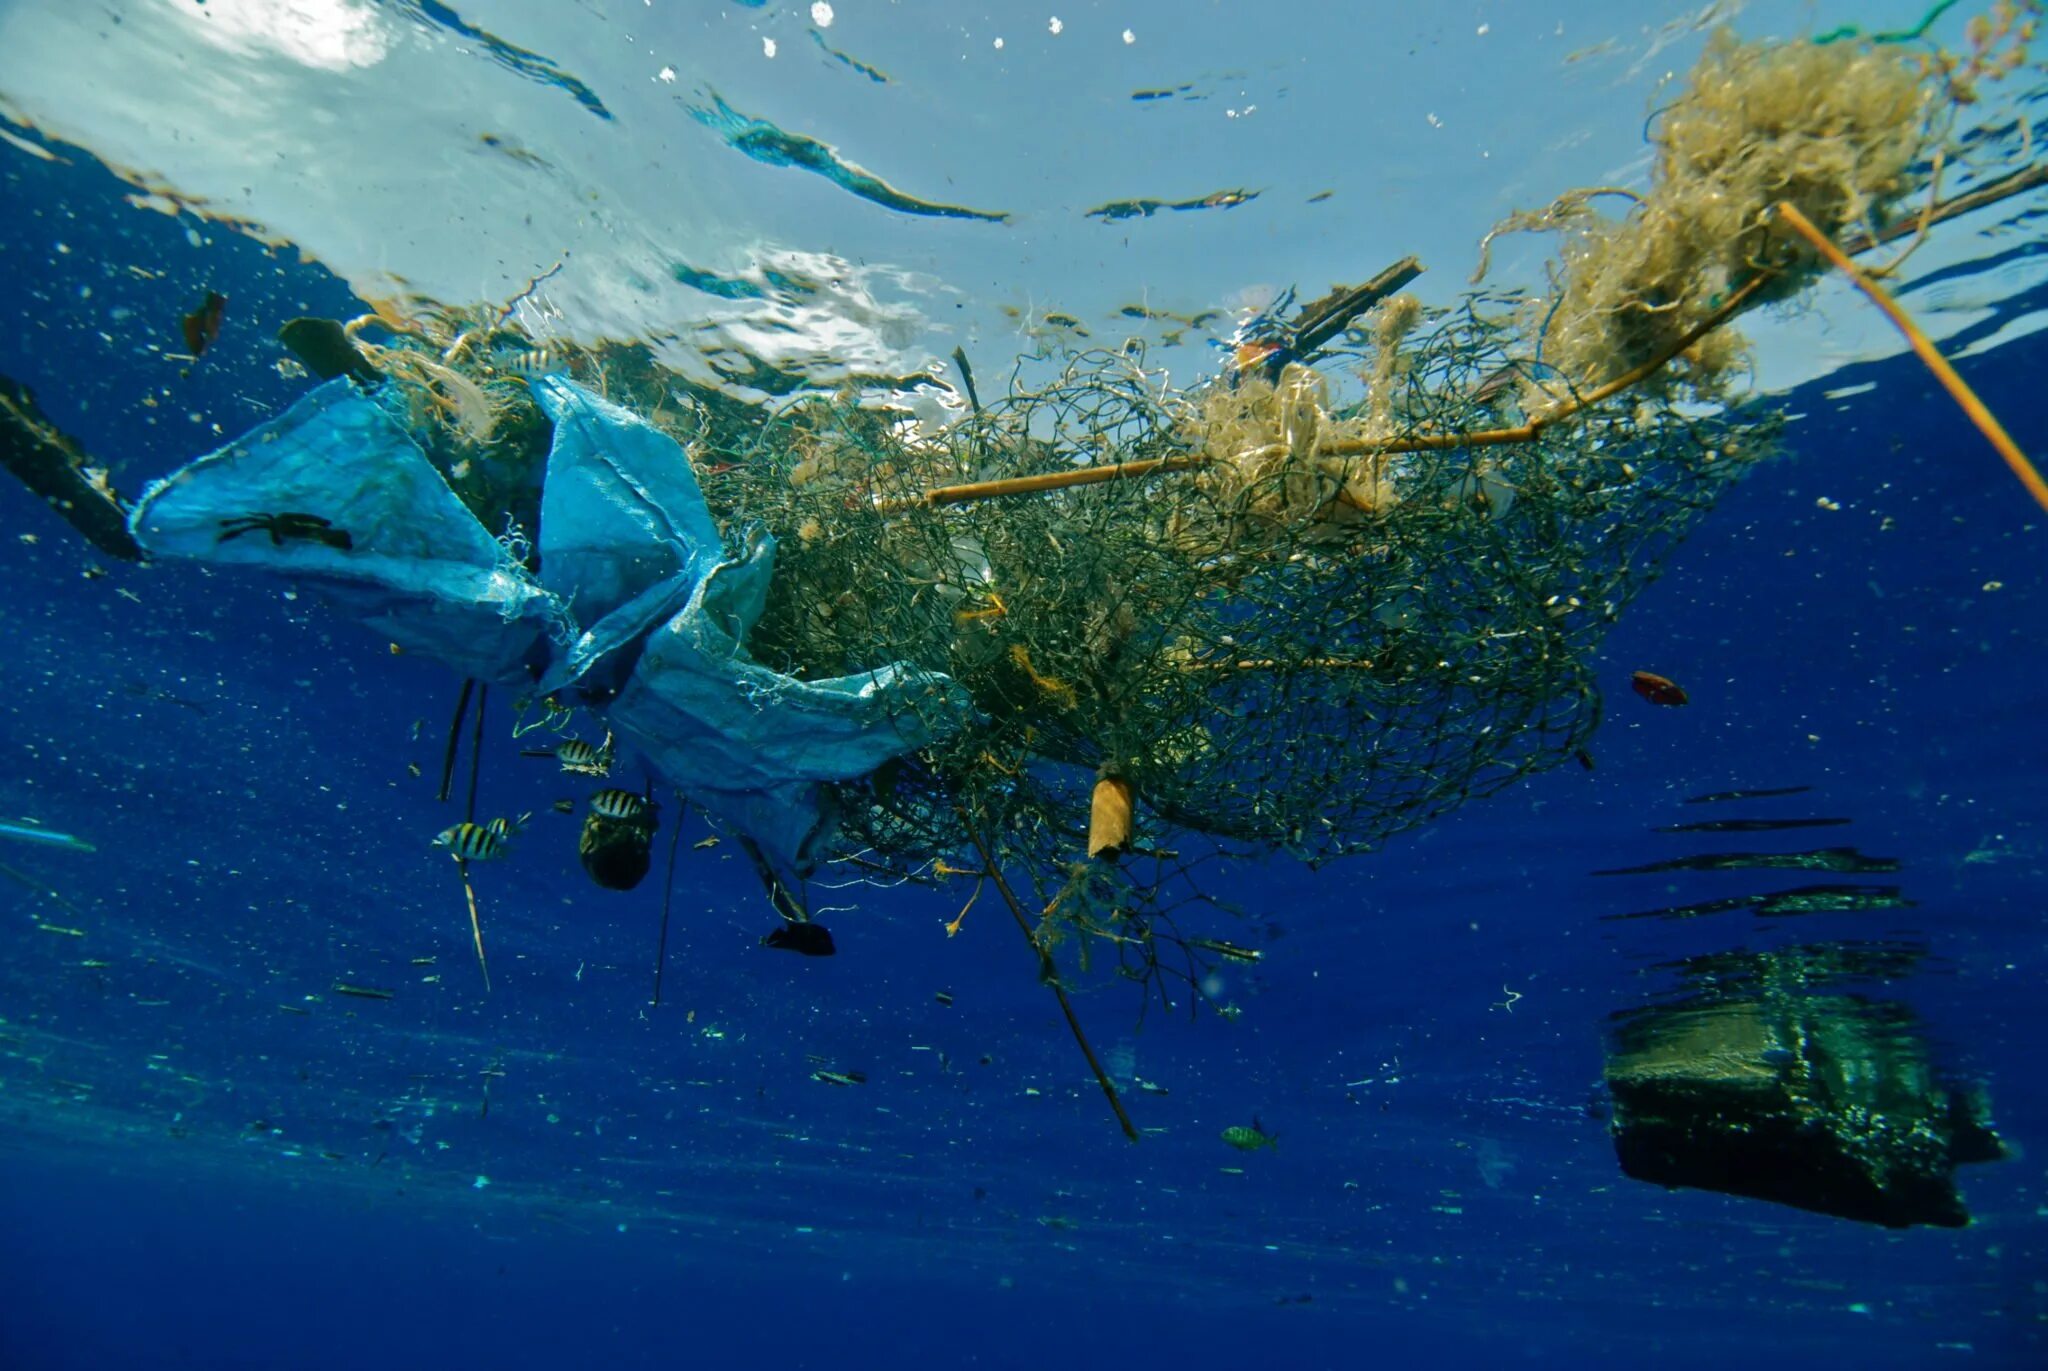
[{"x1": 2, "y1": 131, "x2": 2045, "y2": 1369}]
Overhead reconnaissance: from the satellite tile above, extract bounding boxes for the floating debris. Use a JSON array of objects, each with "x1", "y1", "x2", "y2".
[
  {"x1": 1086, "y1": 188, "x2": 1257, "y2": 223},
  {"x1": 686, "y1": 90, "x2": 1009, "y2": 221},
  {"x1": 811, "y1": 1069, "x2": 866, "y2": 1086},
  {"x1": 332, "y1": 983, "x2": 396, "y2": 1000},
  {"x1": 809, "y1": 26, "x2": 891, "y2": 83}
]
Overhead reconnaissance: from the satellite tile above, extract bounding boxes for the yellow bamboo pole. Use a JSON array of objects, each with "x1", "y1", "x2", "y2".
[{"x1": 1773, "y1": 199, "x2": 2048, "y2": 515}]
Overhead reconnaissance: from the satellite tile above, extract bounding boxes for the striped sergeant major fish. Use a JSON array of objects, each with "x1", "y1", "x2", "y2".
[
  {"x1": 519, "y1": 736, "x2": 614, "y2": 777},
  {"x1": 433, "y1": 814, "x2": 530, "y2": 862},
  {"x1": 489, "y1": 346, "x2": 570, "y2": 380},
  {"x1": 588, "y1": 788, "x2": 652, "y2": 823},
  {"x1": 557, "y1": 736, "x2": 614, "y2": 776}
]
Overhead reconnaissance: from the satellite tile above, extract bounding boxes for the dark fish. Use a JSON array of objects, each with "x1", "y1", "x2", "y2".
[
  {"x1": 1630, "y1": 670, "x2": 1688, "y2": 706},
  {"x1": 762, "y1": 923, "x2": 836, "y2": 956},
  {"x1": 550, "y1": 798, "x2": 577, "y2": 815},
  {"x1": 1594, "y1": 847, "x2": 1899, "y2": 877},
  {"x1": 1654, "y1": 817, "x2": 1851, "y2": 834},
  {"x1": 277, "y1": 317, "x2": 383, "y2": 384},
  {"x1": 934, "y1": 990, "x2": 954, "y2": 1007},
  {"x1": 811, "y1": 1069, "x2": 866, "y2": 1086},
  {"x1": 332, "y1": 982, "x2": 395, "y2": 1000},
  {"x1": 951, "y1": 346, "x2": 981, "y2": 414},
  {"x1": 1683, "y1": 785, "x2": 1814, "y2": 804},
  {"x1": 181, "y1": 291, "x2": 226, "y2": 357}
]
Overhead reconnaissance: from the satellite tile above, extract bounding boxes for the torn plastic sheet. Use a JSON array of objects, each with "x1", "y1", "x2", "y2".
[
  {"x1": 129, "y1": 378, "x2": 562, "y2": 684},
  {"x1": 129, "y1": 374, "x2": 969, "y2": 873}
]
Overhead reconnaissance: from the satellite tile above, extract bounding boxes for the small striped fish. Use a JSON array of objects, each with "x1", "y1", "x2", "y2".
[
  {"x1": 556, "y1": 737, "x2": 613, "y2": 777},
  {"x1": 491, "y1": 347, "x2": 569, "y2": 379},
  {"x1": 588, "y1": 789, "x2": 650, "y2": 822},
  {"x1": 433, "y1": 814, "x2": 528, "y2": 861}
]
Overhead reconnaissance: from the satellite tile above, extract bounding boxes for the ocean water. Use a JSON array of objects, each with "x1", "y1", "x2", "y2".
[{"x1": 1, "y1": 3, "x2": 2045, "y2": 1368}]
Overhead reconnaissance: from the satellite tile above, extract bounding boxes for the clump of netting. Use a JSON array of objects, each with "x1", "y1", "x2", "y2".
[
  {"x1": 694, "y1": 302, "x2": 1774, "y2": 893},
  {"x1": 1477, "y1": 30, "x2": 1943, "y2": 403}
]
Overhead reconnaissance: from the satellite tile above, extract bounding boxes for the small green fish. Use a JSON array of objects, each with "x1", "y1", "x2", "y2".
[{"x1": 1221, "y1": 1120, "x2": 1278, "y2": 1151}]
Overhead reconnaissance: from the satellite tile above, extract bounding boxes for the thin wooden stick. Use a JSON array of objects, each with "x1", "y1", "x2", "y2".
[
  {"x1": 459, "y1": 858, "x2": 491, "y2": 994},
  {"x1": 902, "y1": 455, "x2": 1210, "y2": 512},
  {"x1": 652, "y1": 795, "x2": 684, "y2": 1006},
  {"x1": 465, "y1": 684, "x2": 488, "y2": 822},
  {"x1": 437, "y1": 679, "x2": 475, "y2": 803},
  {"x1": 963, "y1": 819, "x2": 1139, "y2": 1142},
  {"x1": 1774, "y1": 199, "x2": 2048, "y2": 515}
]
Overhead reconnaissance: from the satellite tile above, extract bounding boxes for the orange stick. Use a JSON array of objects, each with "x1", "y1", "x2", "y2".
[{"x1": 1775, "y1": 200, "x2": 2048, "y2": 515}]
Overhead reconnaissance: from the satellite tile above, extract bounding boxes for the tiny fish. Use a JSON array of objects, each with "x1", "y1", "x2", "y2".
[
  {"x1": 762, "y1": 923, "x2": 836, "y2": 957},
  {"x1": 1630, "y1": 670, "x2": 1688, "y2": 706},
  {"x1": 693, "y1": 835, "x2": 721, "y2": 850},
  {"x1": 934, "y1": 990, "x2": 954, "y2": 1007},
  {"x1": 1189, "y1": 937, "x2": 1262, "y2": 964},
  {"x1": 811, "y1": 1069, "x2": 866, "y2": 1086},
  {"x1": 181, "y1": 290, "x2": 226, "y2": 357},
  {"x1": 1221, "y1": 1121, "x2": 1278, "y2": 1151},
  {"x1": 551, "y1": 798, "x2": 577, "y2": 815},
  {"x1": 332, "y1": 982, "x2": 395, "y2": 1001}
]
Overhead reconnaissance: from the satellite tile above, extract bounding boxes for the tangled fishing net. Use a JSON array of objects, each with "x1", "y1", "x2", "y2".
[{"x1": 11, "y1": 16, "x2": 2029, "y2": 1121}]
